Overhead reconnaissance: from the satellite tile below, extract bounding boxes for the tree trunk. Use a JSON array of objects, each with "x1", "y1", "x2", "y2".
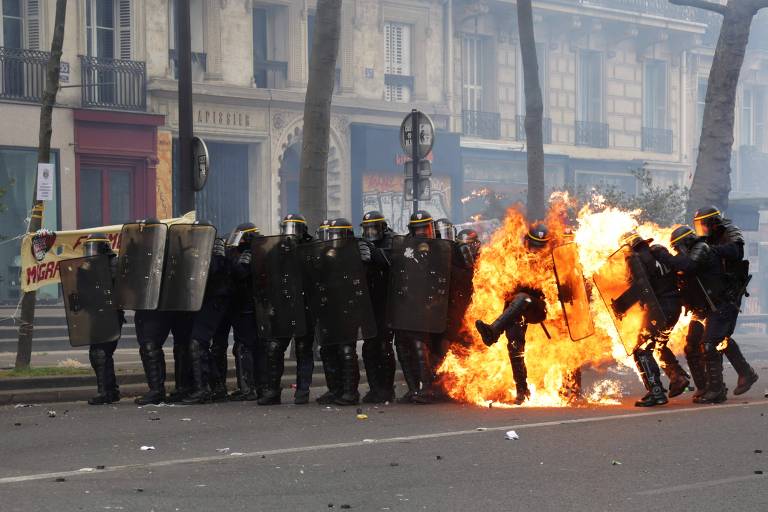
[
  {"x1": 299, "y1": 0, "x2": 342, "y2": 230},
  {"x1": 517, "y1": 0, "x2": 546, "y2": 221},
  {"x1": 670, "y1": 0, "x2": 768, "y2": 217},
  {"x1": 15, "y1": 0, "x2": 67, "y2": 370}
]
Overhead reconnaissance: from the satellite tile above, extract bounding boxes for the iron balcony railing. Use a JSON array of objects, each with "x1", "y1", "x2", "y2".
[
  {"x1": 80, "y1": 55, "x2": 147, "y2": 111},
  {"x1": 575, "y1": 121, "x2": 609, "y2": 148},
  {"x1": 168, "y1": 49, "x2": 208, "y2": 78},
  {"x1": 642, "y1": 127, "x2": 673, "y2": 154},
  {"x1": 570, "y1": 0, "x2": 699, "y2": 20},
  {"x1": 0, "y1": 47, "x2": 49, "y2": 103},
  {"x1": 515, "y1": 115, "x2": 552, "y2": 144},
  {"x1": 462, "y1": 110, "x2": 501, "y2": 139},
  {"x1": 254, "y1": 60, "x2": 288, "y2": 89}
]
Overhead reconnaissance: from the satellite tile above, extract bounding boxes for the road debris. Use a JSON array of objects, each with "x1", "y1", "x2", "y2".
[
  {"x1": 356, "y1": 413, "x2": 368, "y2": 420},
  {"x1": 140, "y1": 446, "x2": 155, "y2": 451},
  {"x1": 216, "y1": 448, "x2": 231, "y2": 453},
  {"x1": 78, "y1": 468, "x2": 95, "y2": 472},
  {"x1": 505, "y1": 430, "x2": 520, "y2": 441},
  {"x1": 46, "y1": 410, "x2": 56, "y2": 418},
  {"x1": 611, "y1": 460, "x2": 622, "y2": 466},
  {"x1": 180, "y1": 418, "x2": 192, "y2": 422}
]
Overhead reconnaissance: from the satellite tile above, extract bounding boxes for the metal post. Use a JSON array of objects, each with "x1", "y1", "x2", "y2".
[
  {"x1": 177, "y1": 0, "x2": 195, "y2": 214},
  {"x1": 411, "y1": 109, "x2": 419, "y2": 214}
]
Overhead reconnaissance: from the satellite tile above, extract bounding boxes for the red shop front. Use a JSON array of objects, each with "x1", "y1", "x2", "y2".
[{"x1": 74, "y1": 109, "x2": 164, "y2": 228}]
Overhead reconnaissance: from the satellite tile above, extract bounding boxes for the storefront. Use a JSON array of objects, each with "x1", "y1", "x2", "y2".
[{"x1": 351, "y1": 123, "x2": 462, "y2": 233}]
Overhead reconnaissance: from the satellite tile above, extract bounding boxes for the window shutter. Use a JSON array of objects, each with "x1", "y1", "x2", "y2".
[
  {"x1": 25, "y1": 0, "x2": 41, "y2": 50},
  {"x1": 118, "y1": 0, "x2": 132, "y2": 60},
  {"x1": 384, "y1": 22, "x2": 410, "y2": 102}
]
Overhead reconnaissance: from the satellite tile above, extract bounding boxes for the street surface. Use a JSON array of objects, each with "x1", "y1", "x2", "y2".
[{"x1": 1, "y1": 363, "x2": 767, "y2": 512}]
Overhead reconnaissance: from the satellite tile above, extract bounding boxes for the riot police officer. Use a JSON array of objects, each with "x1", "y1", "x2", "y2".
[
  {"x1": 83, "y1": 234, "x2": 123, "y2": 405},
  {"x1": 475, "y1": 223, "x2": 550, "y2": 405},
  {"x1": 620, "y1": 231, "x2": 688, "y2": 407},
  {"x1": 434, "y1": 218, "x2": 456, "y2": 241},
  {"x1": 693, "y1": 207, "x2": 758, "y2": 395},
  {"x1": 447, "y1": 229, "x2": 481, "y2": 349},
  {"x1": 259, "y1": 214, "x2": 315, "y2": 405},
  {"x1": 359, "y1": 211, "x2": 397, "y2": 403},
  {"x1": 653, "y1": 226, "x2": 732, "y2": 404},
  {"x1": 316, "y1": 219, "x2": 331, "y2": 241}
]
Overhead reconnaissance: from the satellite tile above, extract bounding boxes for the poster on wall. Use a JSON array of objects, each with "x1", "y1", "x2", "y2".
[{"x1": 362, "y1": 174, "x2": 451, "y2": 234}]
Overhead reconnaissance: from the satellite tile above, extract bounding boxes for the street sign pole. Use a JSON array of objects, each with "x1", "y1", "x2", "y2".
[{"x1": 411, "y1": 109, "x2": 419, "y2": 214}]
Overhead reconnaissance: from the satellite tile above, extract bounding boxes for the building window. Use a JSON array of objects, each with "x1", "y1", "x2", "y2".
[
  {"x1": 253, "y1": 6, "x2": 287, "y2": 89},
  {"x1": 696, "y1": 76, "x2": 707, "y2": 140},
  {"x1": 741, "y1": 87, "x2": 766, "y2": 150},
  {"x1": 644, "y1": 60, "x2": 667, "y2": 129},
  {"x1": 168, "y1": 0, "x2": 206, "y2": 80},
  {"x1": 0, "y1": 146, "x2": 59, "y2": 301},
  {"x1": 77, "y1": 165, "x2": 138, "y2": 228},
  {"x1": 578, "y1": 50, "x2": 603, "y2": 123},
  {"x1": 384, "y1": 21, "x2": 412, "y2": 103},
  {"x1": 463, "y1": 35, "x2": 486, "y2": 112},
  {"x1": 0, "y1": 0, "x2": 39, "y2": 50},
  {"x1": 86, "y1": 0, "x2": 131, "y2": 60},
  {"x1": 1, "y1": 0, "x2": 22, "y2": 48}
]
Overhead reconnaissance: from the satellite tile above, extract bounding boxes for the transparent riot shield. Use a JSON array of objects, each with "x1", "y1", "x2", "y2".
[
  {"x1": 114, "y1": 222, "x2": 167, "y2": 310},
  {"x1": 592, "y1": 246, "x2": 667, "y2": 355},
  {"x1": 302, "y1": 238, "x2": 377, "y2": 345},
  {"x1": 386, "y1": 236, "x2": 452, "y2": 333},
  {"x1": 552, "y1": 243, "x2": 594, "y2": 341},
  {"x1": 60, "y1": 255, "x2": 121, "y2": 347},
  {"x1": 157, "y1": 224, "x2": 217, "y2": 311},
  {"x1": 250, "y1": 235, "x2": 307, "y2": 339}
]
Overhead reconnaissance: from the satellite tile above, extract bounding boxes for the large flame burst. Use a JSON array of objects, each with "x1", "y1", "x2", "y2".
[{"x1": 438, "y1": 193, "x2": 689, "y2": 407}]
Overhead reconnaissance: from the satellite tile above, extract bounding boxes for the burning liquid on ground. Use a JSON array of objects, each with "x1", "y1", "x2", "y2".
[{"x1": 438, "y1": 194, "x2": 689, "y2": 407}]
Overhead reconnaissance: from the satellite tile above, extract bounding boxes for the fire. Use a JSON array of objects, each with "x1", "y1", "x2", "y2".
[{"x1": 438, "y1": 193, "x2": 688, "y2": 407}]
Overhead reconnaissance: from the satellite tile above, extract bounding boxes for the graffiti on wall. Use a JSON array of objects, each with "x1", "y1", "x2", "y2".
[{"x1": 362, "y1": 174, "x2": 451, "y2": 234}]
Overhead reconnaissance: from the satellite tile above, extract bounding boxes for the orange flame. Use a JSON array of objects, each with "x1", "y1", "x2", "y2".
[{"x1": 438, "y1": 193, "x2": 689, "y2": 407}]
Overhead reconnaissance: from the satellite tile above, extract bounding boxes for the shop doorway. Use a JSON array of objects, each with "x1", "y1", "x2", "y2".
[{"x1": 77, "y1": 163, "x2": 143, "y2": 228}]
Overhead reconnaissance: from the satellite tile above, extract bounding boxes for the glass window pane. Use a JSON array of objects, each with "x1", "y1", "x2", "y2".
[
  {"x1": 108, "y1": 170, "x2": 132, "y2": 225},
  {"x1": 3, "y1": 18, "x2": 22, "y2": 48},
  {"x1": 97, "y1": 27, "x2": 115, "y2": 58},
  {"x1": 97, "y1": 0, "x2": 114, "y2": 28},
  {"x1": 2, "y1": 0, "x2": 21, "y2": 17},
  {"x1": 79, "y1": 168, "x2": 103, "y2": 228}
]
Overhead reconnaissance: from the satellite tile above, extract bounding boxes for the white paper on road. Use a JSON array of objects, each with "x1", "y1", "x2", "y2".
[
  {"x1": 140, "y1": 446, "x2": 155, "y2": 451},
  {"x1": 505, "y1": 430, "x2": 519, "y2": 440}
]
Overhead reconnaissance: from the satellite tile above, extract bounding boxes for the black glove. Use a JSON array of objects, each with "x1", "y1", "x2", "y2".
[
  {"x1": 238, "y1": 250, "x2": 252, "y2": 266},
  {"x1": 213, "y1": 238, "x2": 226, "y2": 257},
  {"x1": 358, "y1": 240, "x2": 372, "y2": 263}
]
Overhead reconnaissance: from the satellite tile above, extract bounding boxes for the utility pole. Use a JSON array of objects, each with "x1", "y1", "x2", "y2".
[
  {"x1": 411, "y1": 109, "x2": 419, "y2": 214},
  {"x1": 176, "y1": 0, "x2": 195, "y2": 214}
]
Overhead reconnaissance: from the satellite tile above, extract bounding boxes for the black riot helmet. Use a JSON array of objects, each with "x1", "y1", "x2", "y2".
[
  {"x1": 408, "y1": 210, "x2": 435, "y2": 238},
  {"x1": 670, "y1": 225, "x2": 697, "y2": 254},
  {"x1": 280, "y1": 213, "x2": 308, "y2": 237},
  {"x1": 360, "y1": 210, "x2": 388, "y2": 243},
  {"x1": 457, "y1": 228, "x2": 481, "y2": 258},
  {"x1": 327, "y1": 218, "x2": 354, "y2": 240},
  {"x1": 620, "y1": 230, "x2": 652, "y2": 251},
  {"x1": 227, "y1": 222, "x2": 260, "y2": 247},
  {"x1": 137, "y1": 217, "x2": 161, "y2": 225},
  {"x1": 525, "y1": 223, "x2": 550, "y2": 251},
  {"x1": 434, "y1": 218, "x2": 456, "y2": 241},
  {"x1": 693, "y1": 206, "x2": 724, "y2": 237},
  {"x1": 84, "y1": 233, "x2": 112, "y2": 257},
  {"x1": 317, "y1": 219, "x2": 331, "y2": 241}
]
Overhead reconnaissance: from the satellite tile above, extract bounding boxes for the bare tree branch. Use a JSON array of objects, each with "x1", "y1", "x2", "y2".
[{"x1": 669, "y1": 0, "x2": 727, "y2": 15}]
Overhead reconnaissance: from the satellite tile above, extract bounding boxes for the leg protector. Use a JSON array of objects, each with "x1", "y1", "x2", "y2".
[
  {"x1": 233, "y1": 341, "x2": 257, "y2": 401},
  {"x1": 684, "y1": 321, "x2": 706, "y2": 398},
  {"x1": 318, "y1": 345, "x2": 342, "y2": 404},
  {"x1": 696, "y1": 342, "x2": 727, "y2": 404},
  {"x1": 135, "y1": 341, "x2": 166, "y2": 405},
  {"x1": 168, "y1": 341, "x2": 192, "y2": 403},
  {"x1": 294, "y1": 336, "x2": 315, "y2": 394},
  {"x1": 476, "y1": 294, "x2": 531, "y2": 347},
  {"x1": 395, "y1": 334, "x2": 419, "y2": 402},
  {"x1": 362, "y1": 337, "x2": 381, "y2": 402},
  {"x1": 412, "y1": 339, "x2": 434, "y2": 403},
  {"x1": 334, "y1": 344, "x2": 361, "y2": 406},
  {"x1": 257, "y1": 339, "x2": 286, "y2": 405},
  {"x1": 723, "y1": 338, "x2": 759, "y2": 395},
  {"x1": 633, "y1": 349, "x2": 668, "y2": 407},
  {"x1": 657, "y1": 343, "x2": 689, "y2": 398},
  {"x1": 182, "y1": 339, "x2": 212, "y2": 404},
  {"x1": 88, "y1": 346, "x2": 109, "y2": 405}
]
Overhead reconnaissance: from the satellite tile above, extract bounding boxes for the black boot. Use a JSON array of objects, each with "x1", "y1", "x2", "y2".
[
  {"x1": 294, "y1": 337, "x2": 314, "y2": 405},
  {"x1": 167, "y1": 342, "x2": 192, "y2": 403},
  {"x1": 103, "y1": 349, "x2": 120, "y2": 403},
  {"x1": 634, "y1": 350, "x2": 668, "y2": 407},
  {"x1": 182, "y1": 339, "x2": 212, "y2": 404},
  {"x1": 317, "y1": 345, "x2": 342, "y2": 404},
  {"x1": 361, "y1": 338, "x2": 380, "y2": 403},
  {"x1": 334, "y1": 344, "x2": 361, "y2": 406},
  {"x1": 685, "y1": 349, "x2": 707, "y2": 400},
  {"x1": 88, "y1": 347, "x2": 113, "y2": 405},
  {"x1": 378, "y1": 339, "x2": 397, "y2": 402},
  {"x1": 231, "y1": 342, "x2": 258, "y2": 401},
  {"x1": 508, "y1": 350, "x2": 530, "y2": 405},
  {"x1": 412, "y1": 340, "x2": 434, "y2": 404},
  {"x1": 257, "y1": 340, "x2": 284, "y2": 405},
  {"x1": 696, "y1": 348, "x2": 727, "y2": 404},
  {"x1": 476, "y1": 295, "x2": 531, "y2": 347},
  {"x1": 724, "y1": 339, "x2": 759, "y2": 395},
  {"x1": 395, "y1": 336, "x2": 419, "y2": 403},
  {"x1": 658, "y1": 344, "x2": 690, "y2": 398},
  {"x1": 135, "y1": 342, "x2": 166, "y2": 405}
]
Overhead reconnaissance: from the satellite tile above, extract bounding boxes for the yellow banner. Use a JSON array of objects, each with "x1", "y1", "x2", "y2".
[{"x1": 20, "y1": 212, "x2": 196, "y2": 293}]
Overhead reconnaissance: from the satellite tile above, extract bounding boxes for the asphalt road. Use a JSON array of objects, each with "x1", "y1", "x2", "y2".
[{"x1": 1, "y1": 364, "x2": 767, "y2": 512}]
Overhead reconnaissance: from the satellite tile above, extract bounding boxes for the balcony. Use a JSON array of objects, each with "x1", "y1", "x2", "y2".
[
  {"x1": 567, "y1": 0, "x2": 700, "y2": 21},
  {"x1": 384, "y1": 73, "x2": 414, "y2": 90},
  {"x1": 0, "y1": 47, "x2": 49, "y2": 103},
  {"x1": 462, "y1": 110, "x2": 501, "y2": 139},
  {"x1": 168, "y1": 49, "x2": 208, "y2": 79},
  {"x1": 254, "y1": 60, "x2": 288, "y2": 89},
  {"x1": 575, "y1": 121, "x2": 609, "y2": 148},
  {"x1": 515, "y1": 115, "x2": 552, "y2": 144},
  {"x1": 642, "y1": 127, "x2": 673, "y2": 154},
  {"x1": 80, "y1": 55, "x2": 147, "y2": 111}
]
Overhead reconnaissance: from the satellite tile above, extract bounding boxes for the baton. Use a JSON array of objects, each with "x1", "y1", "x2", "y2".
[
  {"x1": 540, "y1": 322, "x2": 552, "y2": 340},
  {"x1": 695, "y1": 276, "x2": 718, "y2": 313}
]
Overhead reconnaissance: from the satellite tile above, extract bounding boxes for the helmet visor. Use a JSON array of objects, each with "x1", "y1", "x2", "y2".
[
  {"x1": 693, "y1": 218, "x2": 710, "y2": 237},
  {"x1": 281, "y1": 220, "x2": 305, "y2": 236},
  {"x1": 436, "y1": 225, "x2": 455, "y2": 241},
  {"x1": 410, "y1": 223, "x2": 435, "y2": 239},
  {"x1": 362, "y1": 224, "x2": 382, "y2": 242}
]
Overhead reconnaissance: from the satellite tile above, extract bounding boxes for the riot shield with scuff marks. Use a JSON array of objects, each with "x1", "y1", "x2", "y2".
[
  {"x1": 302, "y1": 238, "x2": 377, "y2": 345},
  {"x1": 552, "y1": 243, "x2": 594, "y2": 341},
  {"x1": 592, "y1": 246, "x2": 667, "y2": 355},
  {"x1": 157, "y1": 224, "x2": 217, "y2": 311},
  {"x1": 250, "y1": 235, "x2": 307, "y2": 339},
  {"x1": 386, "y1": 236, "x2": 452, "y2": 334},
  {"x1": 114, "y1": 222, "x2": 167, "y2": 310},
  {"x1": 60, "y1": 255, "x2": 121, "y2": 347}
]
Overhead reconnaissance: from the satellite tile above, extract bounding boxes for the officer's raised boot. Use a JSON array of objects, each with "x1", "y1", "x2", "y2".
[
  {"x1": 334, "y1": 344, "x2": 361, "y2": 406},
  {"x1": 475, "y1": 294, "x2": 531, "y2": 347},
  {"x1": 317, "y1": 346, "x2": 342, "y2": 405},
  {"x1": 257, "y1": 340, "x2": 284, "y2": 405},
  {"x1": 167, "y1": 343, "x2": 192, "y2": 403},
  {"x1": 696, "y1": 349, "x2": 728, "y2": 404},
  {"x1": 182, "y1": 340, "x2": 212, "y2": 404},
  {"x1": 509, "y1": 350, "x2": 530, "y2": 405},
  {"x1": 634, "y1": 351, "x2": 668, "y2": 407},
  {"x1": 135, "y1": 342, "x2": 166, "y2": 405},
  {"x1": 658, "y1": 345, "x2": 690, "y2": 398},
  {"x1": 88, "y1": 347, "x2": 119, "y2": 405},
  {"x1": 724, "y1": 339, "x2": 759, "y2": 395}
]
